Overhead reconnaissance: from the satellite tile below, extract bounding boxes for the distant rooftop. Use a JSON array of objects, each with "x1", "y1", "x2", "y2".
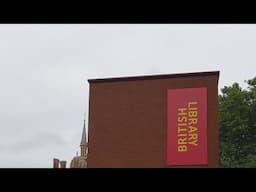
[{"x1": 88, "y1": 71, "x2": 220, "y2": 83}]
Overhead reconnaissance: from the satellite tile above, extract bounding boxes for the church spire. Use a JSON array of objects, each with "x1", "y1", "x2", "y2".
[
  {"x1": 80, "y1": 115, "x2": 87, "y2": 157},
  {"x1": 80, "y1": 119, "x2": 86, "y2": 145}
]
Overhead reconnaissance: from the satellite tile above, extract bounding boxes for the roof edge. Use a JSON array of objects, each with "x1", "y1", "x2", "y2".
[{"x1": 88, "y1": 71, "x2": 220, "y2": 84}]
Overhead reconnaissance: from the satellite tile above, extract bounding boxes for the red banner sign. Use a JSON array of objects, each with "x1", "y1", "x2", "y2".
[{"x1": 167, "y1": 87, "x2": 207, "y2": 166}]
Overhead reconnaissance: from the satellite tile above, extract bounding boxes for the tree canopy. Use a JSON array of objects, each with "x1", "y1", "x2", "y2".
[{"x1": 219, "y1": 77, "x2": 256, "y2": 167}]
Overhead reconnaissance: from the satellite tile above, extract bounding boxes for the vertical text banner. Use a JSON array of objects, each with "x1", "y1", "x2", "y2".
[{"x1": 167, "y1": 87, "x2": 207, "y2": 166}]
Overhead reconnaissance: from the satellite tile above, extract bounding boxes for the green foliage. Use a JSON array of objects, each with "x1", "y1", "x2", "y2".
[{"x1": 219, "y1": 77, "x2": 256, "y2": 167}]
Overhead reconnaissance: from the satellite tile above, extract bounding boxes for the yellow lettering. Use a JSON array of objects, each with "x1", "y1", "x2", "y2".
[
  {"x1": 188, "y1": 140, "x2": 198, "y2": 146},
  {"x1": 178, "y1": 116, "x2": 187, "y2": 123},
  {"x1": 178, "y1": 133, "x2": 187, "y2": 137},
  {"x1": 178, "y1": 108, "x2": 187, "y2": 116},
  {"x1": 188, "y1": 126, "x2": 197, "y2": 133},
  {"x1": 188, "y1": 111, "x2": 197, "y2": 118},
  {"x1": 178, "y1": 127, "x2": 187, "y2": 134},
  {"x1": 189, "y1": 133, "x2": 198, "y2": 141},
  {"x1": 188, "y1": 101, "x2": 198, "y2": 110},
  {"x1": 177, "y1": 102, "x2": 199, "y2": 152},
  {"x1": 178, "y1": 137, "x2": 187, "y2": 145},
  {"x1": 188, "y1": 118, "x2": 197, "y2": 125},
  {"x1": 178, "y1": 145, "x2": 187, "y2": 152}
]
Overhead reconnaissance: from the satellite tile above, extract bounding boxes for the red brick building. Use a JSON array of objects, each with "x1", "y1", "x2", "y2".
[{"x1": 87, "y1": 71, "x2": 219, "y2": 168}]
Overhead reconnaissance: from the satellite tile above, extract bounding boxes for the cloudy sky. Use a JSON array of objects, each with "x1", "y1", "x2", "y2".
[{"x1": 0, "y1": 24, "x2": 256, "y2": 168}]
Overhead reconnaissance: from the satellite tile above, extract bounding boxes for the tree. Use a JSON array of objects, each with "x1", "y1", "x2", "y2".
[{"x1": 219, "y1": 77, "x2": 256, "y2": 167}]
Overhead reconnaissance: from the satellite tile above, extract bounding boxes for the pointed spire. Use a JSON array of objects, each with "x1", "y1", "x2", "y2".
[{"x1": 80, "y1": 116, "x2": 86, "y2": 145}]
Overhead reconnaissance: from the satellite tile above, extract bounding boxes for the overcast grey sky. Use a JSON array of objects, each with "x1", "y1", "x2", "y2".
[{"x1": 0, "y1": 24, "x2": 255, "y2": 168}]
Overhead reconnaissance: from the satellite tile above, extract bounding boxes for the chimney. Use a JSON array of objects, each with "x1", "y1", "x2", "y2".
[
  {"x1": 60, "y1": 161, "x2": 67, "y2": 168},
  {"x1": 53, "y1": 158, "x2": 59, "y2": 168}
]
